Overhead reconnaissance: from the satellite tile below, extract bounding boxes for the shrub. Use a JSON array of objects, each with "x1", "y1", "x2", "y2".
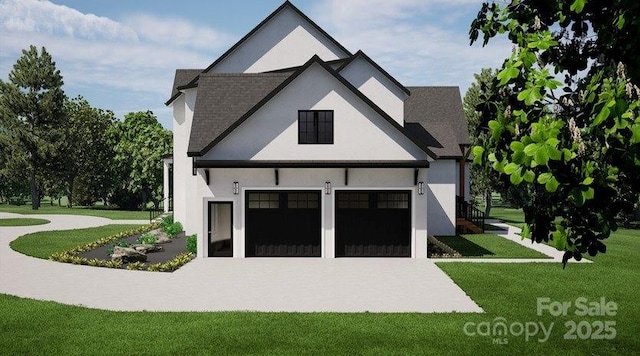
[
  {"x1": 186, "y1": 234, "x2": 197, "y2": 254},
  {"x1": 161, "y1": 215, "x2": 174, "y2": 229},
  {"x1": 164, "y1": 221, "x2": 183, "y2": 238},
  {"x1": 126, "y1": 261, "x2": 146, "y2": 270},
  {"x1": 136, "y1": 233, "x2": 157, "y2": 245}
]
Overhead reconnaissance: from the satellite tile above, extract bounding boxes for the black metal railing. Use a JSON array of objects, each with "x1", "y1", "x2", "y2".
[
  {"x1": 148, "y1": 197, "x2": 172, "y2": 223},
  {"x1": 456, "y1": 195, "x2": 485, "y2": 232}
]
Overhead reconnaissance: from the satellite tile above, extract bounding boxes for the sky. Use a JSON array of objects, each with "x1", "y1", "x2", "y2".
[{"x1": 0, "y1": 0, "x2": 511, "y2": 130}]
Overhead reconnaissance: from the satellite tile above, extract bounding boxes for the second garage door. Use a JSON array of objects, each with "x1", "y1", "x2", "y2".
[{"x1": 335, "y1": 191, "x2": 411, "y2": 257}]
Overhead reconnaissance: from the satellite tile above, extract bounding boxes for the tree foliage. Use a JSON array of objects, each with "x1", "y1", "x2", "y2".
[
  {"x1": 109, "y1": 111, "x2": 172, "y2": 210},
  {"x1": 470, "y1": 0, "x2": 640, "y2": 265},
  {"x1": 464, "y1": 68, "x2": 503, "y2": 215},
  {"x1": 0, "y1": 45, "x2": 65, "y2": 209},
  {"x1": 59, "y1": 96, "x2": 117, "y2": 207}
]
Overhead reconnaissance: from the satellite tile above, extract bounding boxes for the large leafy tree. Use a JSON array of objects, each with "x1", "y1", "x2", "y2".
[
  {"x1": 470, "y1": 1, "x2": 640, "y2": 265},
  {"x1": 110, "y1": 111, "x2": 172, "y2": 210},
  {"x1": 0, "y1": 45, "x2": 65, "y2": 210},
  {"x1": 57, "y1": 96, "x2": 117, "y2": 207}
]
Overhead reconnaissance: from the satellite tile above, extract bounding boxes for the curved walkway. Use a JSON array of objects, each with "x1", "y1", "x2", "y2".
[{"x1": 0, "y1": 212, "x2": 483, "y2": 313}]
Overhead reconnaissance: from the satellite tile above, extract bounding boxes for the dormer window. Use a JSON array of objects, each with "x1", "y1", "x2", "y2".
[{"x1": 298, "y1": 110, "x2": 334, "y2": 144}]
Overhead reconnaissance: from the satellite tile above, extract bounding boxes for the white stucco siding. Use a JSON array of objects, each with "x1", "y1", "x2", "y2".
[
  {"x1": 202, "y1": 64, "x2": 427, "y2": 161},
  {"x1": 426, "y1": 160, "x2": 457, "y2": 236},
  {"x1": 213, "y1": 7, "x2": 348, "y2": 73},
  {"x1": 188, "y1": 168, "x2": 428, "y2": 259},
  {"x1": 172, "y1": 89, "x2": 199, "y2": 234},
  {"x1": 339, "y1": 56, "x2": 407, "y2": 124}
]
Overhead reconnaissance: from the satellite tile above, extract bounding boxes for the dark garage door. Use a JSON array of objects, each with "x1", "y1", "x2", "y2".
[
  {"x1": 245, "y1": 191, "x2": 321, "y2": 257},
  {"x1": 335, "y1": 191, "x2": 411, "y2": 257}
]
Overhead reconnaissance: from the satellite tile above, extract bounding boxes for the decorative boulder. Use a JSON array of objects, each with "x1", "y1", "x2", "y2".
[
  {"x1": 154, "y1": 230, "x2": 172, "y2": 244},
  {"x1": 111, "y1": 246, "x2": 147, "y2": 263},
  {"x1": 132, "y1": 244, "x2": 162, "y2": 254}
]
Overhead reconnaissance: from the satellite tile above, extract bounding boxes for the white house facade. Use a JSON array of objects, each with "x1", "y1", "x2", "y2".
[{"x1": 166, "y1": 1, "x2": 474, "y2": 259}]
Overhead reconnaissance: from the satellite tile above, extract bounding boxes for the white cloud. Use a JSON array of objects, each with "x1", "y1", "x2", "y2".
[
  {"x1": 312, "y1": 0, "x2": 511, "y2": 92},
  {"x1": 0, "y1": 0, "x2": 138, "y2": 41},
  {"x1": 0, "y1": 0, "x2": 234, "y2": 128},
  {"x1": 123, "y1": 14, "x2": 233, "y2": 51}
]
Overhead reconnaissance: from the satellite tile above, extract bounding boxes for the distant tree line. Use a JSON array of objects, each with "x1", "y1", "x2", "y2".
[{"x1": 0, "y1": 45, "x2": 172, "y2": 210}]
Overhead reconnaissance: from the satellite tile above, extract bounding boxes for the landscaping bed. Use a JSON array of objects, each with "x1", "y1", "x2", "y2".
[
  {"x1": 427, "y1": 236, "x2": 462, "y2": 258},
  {"x1": 49, "y1": 217, "x2": 196, "y2": 272},
  {"x1": 78, "y1": 230, "x2": 188, "y2": 265}
]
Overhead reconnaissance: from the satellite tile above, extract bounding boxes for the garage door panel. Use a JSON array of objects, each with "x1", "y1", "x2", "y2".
[
  {"x1": 336, "y1": 191, "x2": 411, "y2": 257},
  {"x1": 246, "y1": 191, "x2": 321, "y2": 257}
]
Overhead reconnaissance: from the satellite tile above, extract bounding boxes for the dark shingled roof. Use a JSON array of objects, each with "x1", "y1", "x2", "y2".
[
  {"x1": 405, "y1": 87, "x2": 471, "y2": 158},
  {"x1": 170, "y1": 69, "x2": 203, "y2": 101},
  {"x1": 188, "y1": 73, "x2": 290, "y2": 155}
]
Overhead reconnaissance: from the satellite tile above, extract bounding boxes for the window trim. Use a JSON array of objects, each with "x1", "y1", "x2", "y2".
[{"x1": 298, "y1": 110, "x2": 334, "y2": 145}]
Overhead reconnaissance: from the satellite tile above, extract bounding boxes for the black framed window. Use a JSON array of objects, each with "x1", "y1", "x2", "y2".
[
  {"x1": 377, "y1": 193, "x2": 409, "y2": 209},
  {"x1": 298, "y1": 110, "x2": 334, "y2": 144},
  {"x1": 248, "y1": 193, "x2": 280, "y2": 209}
]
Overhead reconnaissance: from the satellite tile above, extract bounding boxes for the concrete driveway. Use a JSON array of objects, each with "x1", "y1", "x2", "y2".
[{"x1": 0, "y1": 212, "x2": 483, "y2": 313}]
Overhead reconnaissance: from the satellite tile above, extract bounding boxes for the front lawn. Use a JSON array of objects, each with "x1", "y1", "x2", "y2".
[
  {"x1": 0, "y1": 218, "x2": 50, "y2": 226},
  {"x1": 9, "y1": 225, "x2": 143, "y2": 259},
  {"x1": 1, "y1": 220, "x2": 638, "y2": 354},
  {"x1": 435, "y1": 234, "x2": 550, "y2": 259},
  {"x1": 0, "y1": 204, "x2": 150, "y2": 220}
]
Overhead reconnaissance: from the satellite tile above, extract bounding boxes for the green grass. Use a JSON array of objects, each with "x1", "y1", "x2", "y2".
[
  {"x1": 436, "y1": 234, "x2": 551, "y2": 259},
  {"x1": 0, "y1": 203, "x2": 149, "y2": 220},
  {"x1": 0, "y1": 218, "x2": 50, "y2": 226},
  {"x1": 1, "y1": 215, "x2": 639, "y2": 354},
  {"x1": 489, "y1": 207, "x2": 526, "y2": 227},
  {"x1": 9, "y1": 225, "x2": 143, "y2": 259}
]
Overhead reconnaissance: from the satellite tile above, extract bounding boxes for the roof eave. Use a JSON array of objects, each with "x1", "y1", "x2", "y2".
[{"x1": 193, "y1": 160, "x2": 430, "y2": 169}]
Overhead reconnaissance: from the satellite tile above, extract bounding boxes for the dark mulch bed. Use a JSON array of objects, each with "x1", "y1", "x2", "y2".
[
  {"x1": 79, "y1": 231, "x2": 188, "y2": 265},
  {"x1": 427, "y1": 236, "x2": 462, "y2": 258}
]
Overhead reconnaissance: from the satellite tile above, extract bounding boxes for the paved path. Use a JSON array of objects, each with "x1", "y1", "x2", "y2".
[
  {"x1": 0, "y1": 212, "x2": 482, "y2": 313},
  {"x1": 436, "y1": 220, "x2": 591, "y2": 264}
]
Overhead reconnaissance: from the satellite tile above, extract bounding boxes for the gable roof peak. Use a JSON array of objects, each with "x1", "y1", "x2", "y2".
[
  {"x1": 165, "y1": 1, "x2": 351, "y2": 106},
  {"x1": 189, "y1": 54, "x2": 435, "y2": 159},
  {"x1": 337, "y1": 50, "x2": 410, "y2": 96}
]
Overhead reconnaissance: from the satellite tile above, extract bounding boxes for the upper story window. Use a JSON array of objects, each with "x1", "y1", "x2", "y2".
[{"x1": 298, "y1": 110, "x2": 334, "y2": 144}]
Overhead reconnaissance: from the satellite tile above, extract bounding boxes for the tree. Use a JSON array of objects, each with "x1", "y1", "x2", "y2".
[
  {"x1": 0, "y1": 45, "x2": 65, "y2": 210},
  {"x1": 0, "y1": 127, "x2": 29, "y2": 204},
  {"x1": 109, "y1": 111, "x2": 172, "y2": 210},
  {"x1": 57, "y1": 96, "x2": 116, "y2": 207},
  {"x1": 464, "y1": 68, "x2": 501, "y2": 215},
  {"x1": 470, "y1": 1, "x2": 640, "y2": 265}
]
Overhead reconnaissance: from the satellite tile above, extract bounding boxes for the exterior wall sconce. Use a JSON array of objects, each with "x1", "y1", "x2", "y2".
[
  {"x1": 324, "y1": 181, "x2": 332, "y2": 195},
  {"x1": 233, "y1": 182, "x2": 239, "y2": 195},
  {"x1": 418, "y1": 182, "x2": 424, "y2": 195}
]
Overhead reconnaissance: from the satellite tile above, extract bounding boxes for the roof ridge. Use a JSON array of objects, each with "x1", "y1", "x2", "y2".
[{"x1": 199, "y1": 73, "x2": 292, "y2": 77}]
